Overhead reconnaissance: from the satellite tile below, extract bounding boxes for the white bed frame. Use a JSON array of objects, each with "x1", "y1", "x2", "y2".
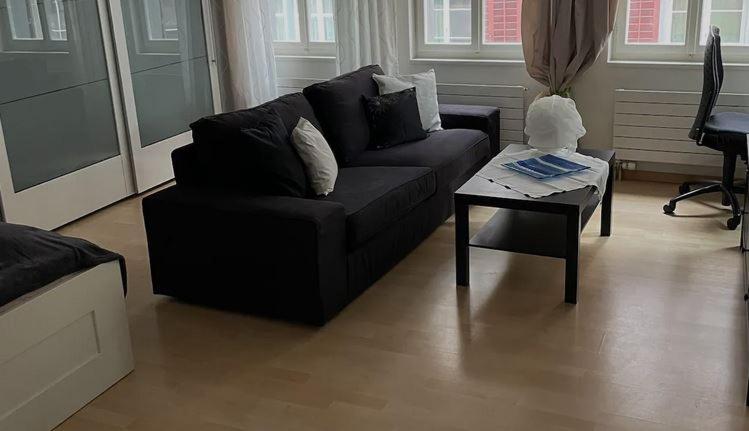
[{"x1": 0, "y1": 261, "x2": 134, "y2": 431}]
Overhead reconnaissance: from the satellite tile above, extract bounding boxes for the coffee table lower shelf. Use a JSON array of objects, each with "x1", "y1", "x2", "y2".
[{"x1": 469, "y1": 199, "x2": 600, "y2": 260}]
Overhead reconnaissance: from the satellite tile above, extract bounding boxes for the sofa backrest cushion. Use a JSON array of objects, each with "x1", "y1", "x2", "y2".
[
  {"x1": 186, "y1": 92, "x2": 320, "y2": 189},
  {"x1": 237, "y1": 113, "x2": 308, "y2": 197},
  {"x1": 190, "y1": 92, "x2": 321, "y2": 147},
  {"x1": 196, "y1": 108, "x2": 308, "y2": 197},
  {"x1": 172, "y1": 144, "x2": 201, "y2": 187},
  {"x1": 303, "y1": 65, "x2": 384, "y2": 165}
]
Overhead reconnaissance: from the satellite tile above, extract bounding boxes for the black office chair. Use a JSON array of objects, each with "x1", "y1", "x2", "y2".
[{"x1": 663, "y1": 26, "x2": 748, "y2": 230}]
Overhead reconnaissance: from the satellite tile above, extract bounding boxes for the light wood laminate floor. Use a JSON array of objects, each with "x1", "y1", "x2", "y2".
[{"x1": 56, "y1": 180, "x2": 748, "y2": 430}]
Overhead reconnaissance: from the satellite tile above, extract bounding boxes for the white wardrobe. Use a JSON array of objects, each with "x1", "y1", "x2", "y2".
[{"x1": 0, "y1": 0, "x2": 221, "y2": 229}]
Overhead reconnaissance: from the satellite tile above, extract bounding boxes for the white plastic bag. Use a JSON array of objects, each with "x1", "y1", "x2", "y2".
[{"x1": 524, "y1": 95, "x2": 586, "y2": 152}]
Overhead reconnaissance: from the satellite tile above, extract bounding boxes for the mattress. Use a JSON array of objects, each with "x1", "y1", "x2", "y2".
[{"x1": 0, "y1": 222, "x2": 126, "y2": 307}]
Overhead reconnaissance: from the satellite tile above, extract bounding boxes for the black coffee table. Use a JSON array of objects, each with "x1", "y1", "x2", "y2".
[{"x1": 455, "y1": 145, "x2": 615, "y2": 304}]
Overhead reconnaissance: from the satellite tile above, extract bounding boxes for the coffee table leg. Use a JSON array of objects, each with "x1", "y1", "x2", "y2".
[
  {"x1": 565, "y1": 212, "x2": 581, "y2": 304},
  {"x1": 455, "y1": 199, "x2": 470, "y2": 287},
  {"x1": 601, "y1": 163, "x2": 614, "y2": 237}
]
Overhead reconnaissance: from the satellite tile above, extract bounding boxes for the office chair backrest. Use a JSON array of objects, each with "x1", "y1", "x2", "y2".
[{"x1": 689, "y1": 26, "x2": 724, "y2": 142}]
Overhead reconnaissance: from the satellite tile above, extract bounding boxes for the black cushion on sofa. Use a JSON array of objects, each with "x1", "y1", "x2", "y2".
[
  {"x1": 243, "y1": 115, "x2": 308, "y2": 197},
  {"x1": 349, "y1": 129, "x2": 491, "y2": 190},
  {"x1": 363, "y1": 88, "x2": 427, "y2": 150},
  {"x1": 322, "y1": 166, "x2": 436, "y2": 249},
  {"x1": 303, "y1": 65, "x2": 384, "y2": 165},
  {"x1": 202, "y1": 109, "x2": 308, "y2": 197},
  {"x1": 191, "y1": 92, "x2": 322, "y2": 146},
  {"x1": 189, "y1": 93, "x2": 321, "y2": 189}
]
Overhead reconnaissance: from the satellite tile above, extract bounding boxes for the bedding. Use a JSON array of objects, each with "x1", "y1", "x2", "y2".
[{"x1": 0, "y1": 222, "x2": 126, "y2": 307}]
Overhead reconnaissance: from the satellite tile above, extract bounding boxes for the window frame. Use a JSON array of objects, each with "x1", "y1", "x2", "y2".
[
  {"x1": 699, "y1": 0, "x2": 749, "y2": 45},
  {"x1": 306, "y1": 0, "x2": 334, "y2": 43},
  {"x1": 412, "y1": 0, "x2": 524, "y2": 61},
  {"x1": 272, "y1": 0, "x2": 300, "y2": 44},
  {"x1": 44, "y1": 0, "x2": 67, "y2": 41},
  {"x1": 0, "y1": 0, "x2": 69, "y2": 52},
  {"x1": 611, "y1": 0, "x2": 749, "y2": 63},
  {"x1": 143, "y1": 0, "x2": 178, "y2": 42},
  {"x1": 130, "y1": 0, "x2": 180, "y2": 55},
  {"x1": 273, "y1": 0, "x2": 336, "y2": 57}
]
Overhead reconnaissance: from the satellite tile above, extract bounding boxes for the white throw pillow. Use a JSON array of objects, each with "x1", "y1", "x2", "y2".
[
  {"x1": 373, "y1": 69, "x2": 442, "y2": 132},
  {"x1": 291, "y1": 118, "x2": 338, "y2": 196}
]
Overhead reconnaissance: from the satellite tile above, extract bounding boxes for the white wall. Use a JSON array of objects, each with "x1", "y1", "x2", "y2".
[{"x1": 276, "y1": 2, "x2": 749, "y2": 175}]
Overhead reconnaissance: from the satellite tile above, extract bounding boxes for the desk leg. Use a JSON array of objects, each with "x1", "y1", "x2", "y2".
[
  {"x1": 456, "y1": 199, "x2": 470, "y2": 287},
  {"x1": 601, "y1": 163, "x2": 614, "y2": 237},
  {"x1": 565, "y1": 212, "x2": 581, "y2": 304}
]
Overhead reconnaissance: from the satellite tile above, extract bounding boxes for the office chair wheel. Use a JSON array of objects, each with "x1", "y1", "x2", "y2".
[
  {"x1": 663, "y1": 203, "x2": 676, "y2": 214},
  {"x1": 727, "y1": 216, "x2": 741, "y2": 230},
  {"x1": 679, "y1": 184, "x2": 690, "y2": 194}
]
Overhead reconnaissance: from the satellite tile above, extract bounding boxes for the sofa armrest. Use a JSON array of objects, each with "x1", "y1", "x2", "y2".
[
  {"x1": 142, "y1": 186, "x2": 348, "y2": 325},
  {"x1": 440, "y1": 104, "x2": 501, "y2": 156}
]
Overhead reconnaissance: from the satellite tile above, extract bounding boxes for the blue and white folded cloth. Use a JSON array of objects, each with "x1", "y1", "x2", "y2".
[
  {"x1": 502, "y1": 154, "x2": 590, "y2": 179},
  {"x1": 477, "y1": 147, "x2": 610, "y2": 198}
]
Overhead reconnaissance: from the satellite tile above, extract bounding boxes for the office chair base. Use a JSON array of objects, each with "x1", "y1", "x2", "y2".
[
  {"x1": 664, "y1": 182, "x2": 742, "y2": 230},
  {"x1": 679, "y1": 180, "x2": 746, "y2": 206}
]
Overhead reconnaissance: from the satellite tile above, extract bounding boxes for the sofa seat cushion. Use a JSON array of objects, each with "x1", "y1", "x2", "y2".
[
  {"x1": 322, "y1": 167, "x2": 436, "y2": 249},
  {"x1": 348, "y1": 128, "x2": 491, "y2": 190}
]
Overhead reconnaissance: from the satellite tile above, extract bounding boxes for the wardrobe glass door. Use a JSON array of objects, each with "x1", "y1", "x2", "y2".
[
  {"x1": 113, "y1": 0, "x2": 218, "y2": 191},
  {"x1": 0, "y1": 0, "x2": 131, "y2": 229}
]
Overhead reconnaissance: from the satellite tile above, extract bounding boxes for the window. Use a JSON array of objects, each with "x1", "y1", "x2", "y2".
[
  {"x1": 700, "y1": 0, "x2": 749, "y2": 45},
  {"x1": 626, "y1": 0, "x2": 687, "y2": 44},
  {"x1": 612, "y1": 0, "x2": 749, "y2": 62},
  {"x1": 425, "y1": 0, "x2": 472, "y2": 44},
  {"x1": 129, "y1": 0, "x2": 180, "y2": 55},
  {"x1": 1, "y1": 0, "x2": 67, "y2": 52},
  {"x1": 44, "y1": 0, "x2": 65, "y2": 41},
  {"x1": 272, "y1": 0, "x2": 300, "y2": 42},
  {"x1": 3, "y1": 0, "x2": 66, "y2": 42},
  {"x1": 272, "y1": 0, "x2": 336, "y2": 56},
  {"x1": 483, "y1": 0, "x2": 522, "y2": 44},
  {"x1": 7, "y1": 0, "x2": 42, "y2": 40},
  {"x1": 144, "y1": 0, "x2": 178, "y2": 41},
  {"x1": 308, "y1": 0, "x2": 334, "y2": 42},
  {"x1": 414, "y1": 0, "x2": 524, "y2": 60}
]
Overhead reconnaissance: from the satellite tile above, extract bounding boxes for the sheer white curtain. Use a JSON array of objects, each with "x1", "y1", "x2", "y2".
[
  {"x1": 219, "y1": 0, "x2": 278, "y2": 109},
  {"x1": 335, "y1": 0, "x2": 399, "y2": 75}
]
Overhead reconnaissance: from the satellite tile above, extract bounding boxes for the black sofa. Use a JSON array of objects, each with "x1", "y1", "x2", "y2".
[{"x1": 143, "y1": 65, "x2": 500, "y2": 325}]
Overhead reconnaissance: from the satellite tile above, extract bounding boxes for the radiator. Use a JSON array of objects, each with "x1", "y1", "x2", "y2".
[
  {"x1": 277, "y1": 78, "x2": 322, "y2": 96},
  {"x1": 613, "y1": 89, "x2": 749, "y2": 167},
  {"x1": 436, "y1": 83, "x2": 526, "y2": 148},
  {"x1": 277, "y1": 78, "x2": 526, "y2": 149}
]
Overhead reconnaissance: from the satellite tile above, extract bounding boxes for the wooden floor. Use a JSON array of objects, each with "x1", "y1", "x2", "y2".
[{"x1": 55, "y1": 180, "x2": 749, "y2": 431}]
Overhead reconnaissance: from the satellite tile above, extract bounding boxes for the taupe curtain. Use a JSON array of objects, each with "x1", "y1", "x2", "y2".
[{"x1": 521, "y1": 0, "x2": 618, "y2": 95}]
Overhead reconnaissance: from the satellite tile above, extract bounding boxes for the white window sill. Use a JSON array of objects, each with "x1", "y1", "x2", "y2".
[
  {"x1": 410, "y1": 56, "x2": 525, "y2": 66},
  {"x1": 607, "y1": 59, "x2": 749, "y2": 68},
  {"x1": 274, "y1": 54, "x2": 336, "y2": 61}
]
